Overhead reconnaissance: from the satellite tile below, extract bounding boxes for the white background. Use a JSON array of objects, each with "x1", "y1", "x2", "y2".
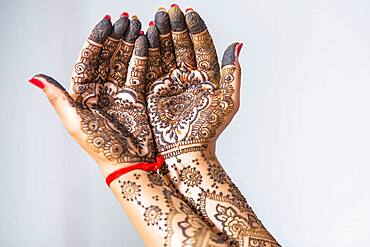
[{"x1": 1, "y1": 0, "x2": 369, "y2": 246}]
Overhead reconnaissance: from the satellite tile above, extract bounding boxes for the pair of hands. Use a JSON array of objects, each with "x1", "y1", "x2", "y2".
[
  {"x1": 30, "y1": 6, "x2": 282, "y2": 247},
  {"x1": 30, "y1": 6, "x2": 242, "y2": 175}
]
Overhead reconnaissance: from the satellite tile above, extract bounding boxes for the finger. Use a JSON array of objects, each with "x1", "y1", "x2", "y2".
[
  {"x1": 69, "y1": 15, "x2": 112, "y2": 106},
  {"x1": 95, "y1": 14, "x2": 129, "y2": 83},
  {"x1": 108, "y1": 15, "x2": 141, "y2": 88},
  {"x1": 168, "y1": 4, "x2": 196, "y2": 69},
  {"x1": 155, "y1": 8, "x2": 176, "y2": 73},
  {"x1": 219, "y1": 42, "x2": 243, "y2": 107},
  {"x1": 145, "y1": 21, "x2": 162, "y2": 92},
  {"x1": 185, "y1": 9, "x2": 220, "y2": 85},
  {"x1": 125, "y1": 34, "x2": 149, "y2": 101},
  {"x1": 29, "y1": 74, "x2": 83, "y2": 138}
]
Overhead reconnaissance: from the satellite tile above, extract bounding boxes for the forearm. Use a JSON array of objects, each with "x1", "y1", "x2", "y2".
[
  {"x1": 106, "y1": 168, "x2": 229, "y2": 246},
  {"x1": 163, "y1": 150, "x2": 280, "y2": 247}
]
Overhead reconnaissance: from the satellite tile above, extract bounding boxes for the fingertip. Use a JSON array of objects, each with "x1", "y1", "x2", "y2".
[
  {"x1": 168, "y1": 4, "x2": 186, "y2": 32},
  {"x1": 146, "y1": 24, "x2": 160, "y2": 48},
  {"x1": 134, "y1": 35, "x2": 149, "y2": 57},
  {"x1": 89, "y1": 15, "x2": 113, "y2": 43},
  {"x1": 185, "y1": 10, "x2": 207, "y2": 34},
  {"x1": 155, "y1": 10, "x2": 171, "y2": 34},
  {"x1": 111, "y1": 14, "x2": 130, "y2": 39},
  {"x1": 123, "y1": 17, "x2": 142, "y2": 43},
  {"x1": 221, "y1": 42, "x2": 241, "y2": 67}
]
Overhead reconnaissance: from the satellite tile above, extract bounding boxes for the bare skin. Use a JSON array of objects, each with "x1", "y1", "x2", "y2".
[{"x1": 30, "y1": 6, "x2": 280, "y2": 247}]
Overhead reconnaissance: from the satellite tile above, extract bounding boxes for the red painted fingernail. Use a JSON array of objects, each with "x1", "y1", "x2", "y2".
[
  {"x1": 171, "y1": 4, "x2": 179, "y2": 8},
  {"x1": 29, "y1": 78, "x2": 45, "y2": 89},
  {"x1": 121, "y1": 12, "x2": 129, "y2": 17},
  {"x1": 139, "y1": 30, "x2": 144, "y2": 35},
  {"x1": 104, "y1": 15, "x2": 111, "y2": 21},
  {"x1": 185, "y1": 8, "x2": 193, "y2": 13},
  {"x1": 149, "y1": 21, "x2": 155, "y2": 27},
  {"x1": 237, "y1": 43, "x2": 243, "y2": 56}
]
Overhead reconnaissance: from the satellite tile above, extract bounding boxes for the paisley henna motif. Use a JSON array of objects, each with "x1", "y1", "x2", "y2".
[{"x1": 147, "y1": 67, "x2": 233, "y2": 157}]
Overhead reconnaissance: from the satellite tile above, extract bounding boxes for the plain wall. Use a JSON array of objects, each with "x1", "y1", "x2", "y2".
[{"x1": 1, "y1": 0, "x2": 370, "y2": 246}]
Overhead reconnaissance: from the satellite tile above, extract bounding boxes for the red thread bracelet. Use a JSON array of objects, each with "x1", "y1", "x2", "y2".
[{"x1": 105, "y1": 156, "x2": 165, "y2": 187}]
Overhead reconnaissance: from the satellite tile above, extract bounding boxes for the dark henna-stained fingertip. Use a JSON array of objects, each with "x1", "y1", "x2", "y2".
[
  {"x1": 155, "y1": 10, "x2": 171, "y2": 34},
  {"x1": 123, "y1": 17, "x2": 142, "y2": 43},
  {"x1": 168, "y1": 6, "x2": 186, "y2": 32},
  {"x1": 134, "y1": 35, "x2": 149, "y2": 57},
  {"x1": 185, "y1": 11, "x2": 207, "y2": 34},
  {"x1": 110, "y1": 14, "x2": 130, "y2": 39},
  {"x1": 146, "y1": 25, "x2": 160, "y2": 48},
  {"x1": 89, "y1": 16, "x2": 113, "y2": 43},
  {"x1": 221, "y1": 43, "x2": 239, "y2": 67}
]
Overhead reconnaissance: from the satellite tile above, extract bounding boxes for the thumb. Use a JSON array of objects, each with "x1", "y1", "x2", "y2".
[
  {"x1": 220, "y1": 42, "x2": 243, "y2": 110},
  {"x1": 29, "y1": 74, "x2": 82, "y2": 136}
]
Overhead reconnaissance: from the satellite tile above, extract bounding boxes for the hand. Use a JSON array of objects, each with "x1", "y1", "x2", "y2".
[
  {"x1": 145, "y1": 6, "x2": 243, "y2": 158},
  {"x1": 30, "y1": 14, "x2": 155, "y2": 174}
]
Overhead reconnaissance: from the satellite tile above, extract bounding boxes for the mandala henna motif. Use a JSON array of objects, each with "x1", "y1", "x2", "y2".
[{"x1": 147, "y1": 67, "x2": 234, "y2": 158}]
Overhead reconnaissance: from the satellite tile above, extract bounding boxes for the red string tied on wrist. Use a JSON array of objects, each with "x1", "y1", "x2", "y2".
[{"x1": 105, "y1": 156, "x2": 165, "y2": 187}]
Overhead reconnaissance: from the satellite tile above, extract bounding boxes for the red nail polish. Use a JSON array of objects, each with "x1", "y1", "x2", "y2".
[
  {"x1": 103, "y1": 15, "x2": 111, "y2": 21},
  {"x1": 237, "y1": 43, "x2": 243, "y2": 56},
  {"x1": 139, "y1": 30, "x2": 144, "y2": 35},
  {"x1": 185, "y1": 8, "x2": 193, "y2": 13},
  {"x1": 149, "y1": 21, "x2": 155, "y2": 27},
  {"x1": 121, "y1": 12, "x2": 129, "y2": 17},
  {"x1": 171, "y1": 4, "x2": 179, "y2": 8},
  {"x1": 29, "y1": 78, "x2": 45, "y2": 89}
]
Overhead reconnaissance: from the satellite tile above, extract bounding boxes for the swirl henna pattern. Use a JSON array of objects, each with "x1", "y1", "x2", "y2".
[
  {"x1": 65, "y1": 16, "x2": 155, "y2": 164},
  {"x1": 147, "y1": 67, "x2": 234, "y2": 157}
]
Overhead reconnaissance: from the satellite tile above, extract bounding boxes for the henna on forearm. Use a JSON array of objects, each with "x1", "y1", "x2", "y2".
[
  {"x1": 109, "y1": 169, "x2": 230, "y2": 246},
  {"x1": 163, "y1": 151, "x2": 280, "y2": 247}
]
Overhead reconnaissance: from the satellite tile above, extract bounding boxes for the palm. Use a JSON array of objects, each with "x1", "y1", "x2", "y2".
[
  {"x1": 68, "y1": 15, "x2": 155, "y2": 164},
  {"x1": 147, "y1": 67, "x2": 234, "y2": 155}
]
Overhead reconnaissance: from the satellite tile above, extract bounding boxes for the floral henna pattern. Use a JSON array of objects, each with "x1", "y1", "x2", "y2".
[{"x1": 147, "y1": 67, "x2": 234, "y2": 157}]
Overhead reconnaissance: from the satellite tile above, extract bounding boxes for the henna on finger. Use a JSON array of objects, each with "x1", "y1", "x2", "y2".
[
  {"x1": 185, "y1": 10, "x2": 220, "y2": 85},
  {"x1": 145, "y1": 22, "x2": 162, "y2": 92},
  {"x1": 94, "y1": 16, "x2": 130, "y2": 83},
  {"x1": 108, "y1": 16, "x2": 142, "y2": 88},
  {"x1": 168, "y1": 5, "x2": 196, "y2": 69},
  {"x1": 124, "y1": 34, "x2": 149, "y2": 101},
  {"x1": 70, "y1": 16, "x2": 112, "y2": 107},
  {"x1": 155, "y1": 8, "x2": 176, "y2": 73}
]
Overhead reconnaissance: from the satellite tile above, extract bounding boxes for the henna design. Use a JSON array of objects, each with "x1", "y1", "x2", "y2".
[
  {"x1": 144, "y1": 205, "x2": 162, "y2": 225},
  {"x1": 159, "y1": 33, "x2": 177, "y2": 73},
  {"x1": 146, "y1": 25, "x2": 163, "y2": 91},
  {"x1": 191, "y1": 30, "x2": 220, "y2": 84},
  {"x1": 108, "y1": 40, "x2": 135, "y2": 88},
  {"x1": 172, "y1": 30, "x2": 197, "y2": 69},
  {"x1": 169, "y1": 6, "x2": 196, "y2": 69},
  {"x1": 180, "y1": 166, "x2": 202, "y2": 187},
  {"x1": 161, "y1": 152, "x2": 281, "y2": 246},
  {"x1": 123, "y1": 17, "x2": 141, "y2": 43},
  {"x1": 110, "y1": 15, "x2": 129, "y2": 39},
  {"x1": 155, "y1": 10, "x2": 177, "y2": 73},
  {"x1": 119, "y1": 180, "x2": 141, "y2": 201},
  {"x1": 147, "y1": 67, "x2": 233, "y2": 157},
  {"x1": 112, "y1": 170, "x2": 228, "y2": 247}
]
